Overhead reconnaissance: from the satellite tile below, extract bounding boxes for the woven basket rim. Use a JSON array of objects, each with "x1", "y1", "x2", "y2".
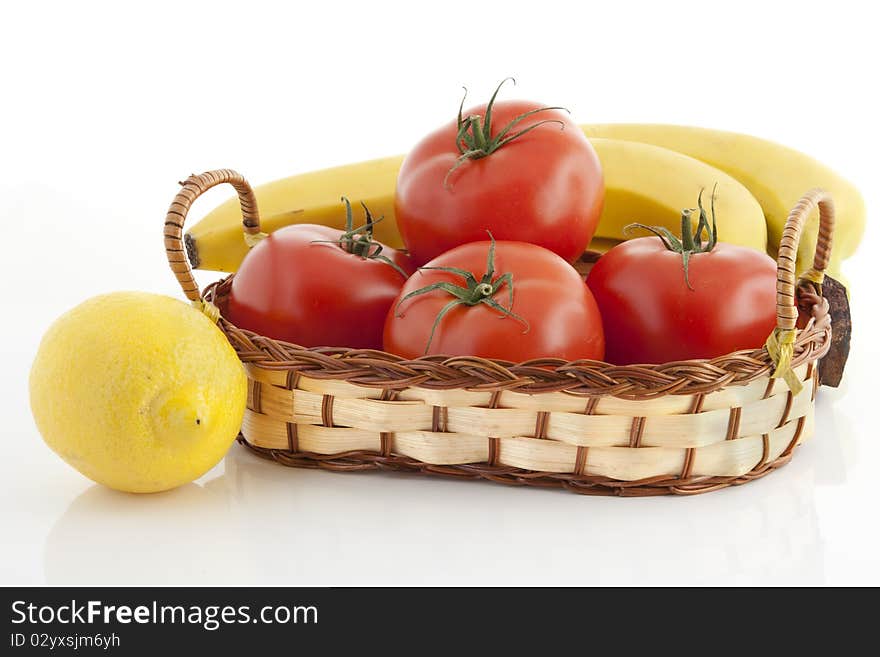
[{"x1": 205, "y1": 275, "x2": 832, "y2": 399}]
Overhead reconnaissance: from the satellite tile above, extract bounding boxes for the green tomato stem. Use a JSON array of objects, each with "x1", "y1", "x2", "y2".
[
  {"x1": 311, "y1": 198, "x2": 409, "y2": 278},
  {"x1": 444, "y1": 78, "x2": 569, "y2": 187},
  {"x1": 396, "y1": 232, "x2": 529, "y2": 354},
  {"x1": 624, "y1": 186, "x2": 721, "y2": 291}
]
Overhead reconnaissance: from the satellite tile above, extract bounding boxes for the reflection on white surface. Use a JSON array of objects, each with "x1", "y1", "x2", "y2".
[
  {"x1": 43, "y1": 404, "x2": 843, "y2": 585},
  {"x1": 44, "y1": 483, "x2": 252, "y2": 585}
]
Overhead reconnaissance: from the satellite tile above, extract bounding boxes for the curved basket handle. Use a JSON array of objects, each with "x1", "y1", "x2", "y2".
[
  {"x1": 767, "y1": 188, "x2": 834, "y2": 395},
  {"x1": 775, "y1": 188, "x2": 835, "y2": 331},
  {"x1": 164, "y1": 169, "x2": 262, "y2": 303}
]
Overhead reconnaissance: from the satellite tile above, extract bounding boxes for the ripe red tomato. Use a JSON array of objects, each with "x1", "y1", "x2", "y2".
[
  {"x1": 226, "y1": 202, "x2": 414, "y2": 349},
  {"x1": 384, "y1": 238, "x2": 605, "y2": 362},
  {"x1": 395, "y1": 81, "x2": 604, "y2": 266},
  {"x1": 586, "y1": 208, "x2": 778, "y2": 364}
]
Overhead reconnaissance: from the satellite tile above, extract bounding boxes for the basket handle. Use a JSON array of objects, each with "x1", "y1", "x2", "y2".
[
  {"x1": 164, "y1": 169, "x2": 262, "y2": 303},
  {"x1": 766, "y1": 188, "x2": 834, "y2": 395},
  {"x1": 775, "y1": 188, "x2": 835, "y2": 331}
]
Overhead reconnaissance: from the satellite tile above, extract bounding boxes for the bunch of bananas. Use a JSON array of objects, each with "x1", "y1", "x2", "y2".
[{"x1": 184, "y1": 124, "x2": 864, "y2": 283}]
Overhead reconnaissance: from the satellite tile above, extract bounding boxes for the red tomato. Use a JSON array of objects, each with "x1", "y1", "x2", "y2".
[
  {"x1": 587, "y1": 235, "x2": 778, "y2": 365},
  {"x1": 384, "y1": 239, "x2": 605, "y2": 362},
  {"x1": 395, "y1": 82, "x2": 604, "y2": 266},
  {"x1": 226, "y1": 204, "x2": 414, "y2": 349}
]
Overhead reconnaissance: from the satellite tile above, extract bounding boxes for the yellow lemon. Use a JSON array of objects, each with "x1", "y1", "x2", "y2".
[{"x1": 29, "y1": 292, "x2": 247, "y2": 493}]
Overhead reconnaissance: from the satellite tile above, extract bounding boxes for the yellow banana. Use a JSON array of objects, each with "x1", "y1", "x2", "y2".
[
  {"x1": 589, "y1": 138, "x2": 766, "y2": 252},
  {"x1": 582, "y1": 124, "x2": 865, "y2": 276},
  {"x1": 186, "y1": 138, "x2": 766, "y2": 272}
]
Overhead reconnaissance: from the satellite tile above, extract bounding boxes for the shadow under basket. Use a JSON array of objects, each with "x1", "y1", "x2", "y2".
[{"x1": 165, "y1": 170, "x2": 836, "y2": 496}]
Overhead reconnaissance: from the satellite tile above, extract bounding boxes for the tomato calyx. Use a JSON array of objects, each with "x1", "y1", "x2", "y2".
[
  {"x1": 394, "y1": 233, "x2": 530, "y2": 354},
  {"x1": 625, "y1": 187, "x2": 719, "y2": 290},
  {"x1": 312, "y1": 197, "x2": 409, "y2": 278},
  {"x1": 444, "y1": 78, "x2": 569, "y2": 187}
]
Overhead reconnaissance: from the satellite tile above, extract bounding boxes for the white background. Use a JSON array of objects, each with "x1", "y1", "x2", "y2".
[{"x1": 2, "y1": 0, "x2": 878, "y2": 585}]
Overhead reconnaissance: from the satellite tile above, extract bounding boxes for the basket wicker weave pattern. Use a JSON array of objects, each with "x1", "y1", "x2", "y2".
[{"x1": 166, "y1": 171, "x2": 834, "y2": 496}]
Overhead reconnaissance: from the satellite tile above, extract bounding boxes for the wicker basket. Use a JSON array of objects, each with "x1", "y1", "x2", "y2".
[{"x1": 164, "y1": 170, "x2": 835, "y2": 496}]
